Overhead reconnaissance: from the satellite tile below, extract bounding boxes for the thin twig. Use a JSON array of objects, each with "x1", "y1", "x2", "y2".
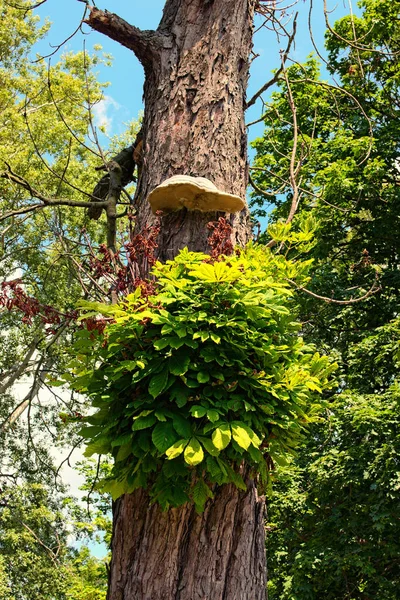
[
  {"x1": 287, "y1": 276, "x2": 381, "y2": 305},
  {"x1": 246, "y1": 13, "x2": 297, "y2": 109}
]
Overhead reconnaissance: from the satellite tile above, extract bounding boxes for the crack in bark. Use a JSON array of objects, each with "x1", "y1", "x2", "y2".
[
  {"x1": 221, "y1": 490, "x2": 241, "y2": 600},
  {"x1": 174, "y1": 504, "x2": 196, "y2": 599}
]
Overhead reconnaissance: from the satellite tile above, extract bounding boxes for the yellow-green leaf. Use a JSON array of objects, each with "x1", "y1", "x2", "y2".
[
  {"x1": 231, "y1": 423, "x2": 252, "y2": 450},
  {"x1": 212, "y1": 424, "x2": 231, "y2": 450},
  {"x1": 166, "y1": 439, "x2": 188, "y2": 460},
  {"x1": 184, "y1": 438, "x2": 204, "y2": 466}
]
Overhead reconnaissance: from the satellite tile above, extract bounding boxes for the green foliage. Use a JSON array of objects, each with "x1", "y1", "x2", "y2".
[
  {"x1": 251, "y1": 1, "x2": 399, "y2": 367},
  {"x1": 69, "y1": 245, "x2": 335, "y2": 511},
  {"x1": 251, "y1": 0, "x2": 400, "y2": 596},
  {"x1": 267, "y1": 389, "x2": 400, "y2": 600},
  {"x1": 0, "y1": 483, "x2": 108, "y2": 600},
  {"x1": 65, "y1": 546, "x2": 107, "y2": 600}
]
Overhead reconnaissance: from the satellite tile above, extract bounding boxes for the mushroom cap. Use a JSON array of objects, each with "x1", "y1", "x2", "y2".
[{"x1": 147, "y1": 175, "x2": 245, "y2": 214}]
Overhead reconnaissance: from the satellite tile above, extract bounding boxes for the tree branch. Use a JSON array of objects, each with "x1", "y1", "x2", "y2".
[
  {"x1": 84, "y1": 7, "x2": 170, "y2": 72},
  {"x1": 246, "y1": 13, "x2": 297, "y2": 110},
  {"x1": 105, "y1": 160, "x2": 123, "y2": 253},
  {"x1": 0, "y1": 167, "x2": 109, "y2": 222},
  {"x1": 0, "y1": 336, "x2": 42, "y2": 396},
  {"x1": 281, "y1": 63, "x2": 301, "y2": 225},
  {"x1": 0, "y1": 322, "x2": 69, "y2": 432},
  {"x1": 287, "y1": 276, "x2": 381, "y2": 305}
]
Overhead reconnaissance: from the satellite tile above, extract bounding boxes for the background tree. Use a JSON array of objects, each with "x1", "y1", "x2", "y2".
[
  {"x1": 0, "y1": 479, "x2": 110, "y2": 600},
  {"x1": 251, "y1": 0, "x2": 400, "y2": 596},
  {"x1": 0, "y1": 4, "x2": 115, "y2": 598}
]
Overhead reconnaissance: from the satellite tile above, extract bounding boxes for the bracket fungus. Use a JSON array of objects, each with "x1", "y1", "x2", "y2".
[{"x1": 147, "y1": 175, "x2": 245, "y2": 214}]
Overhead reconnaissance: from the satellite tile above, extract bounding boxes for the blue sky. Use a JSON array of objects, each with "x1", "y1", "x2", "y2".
[{"x1": 34, "y1": 1, "x2": 358, "y2": 144}]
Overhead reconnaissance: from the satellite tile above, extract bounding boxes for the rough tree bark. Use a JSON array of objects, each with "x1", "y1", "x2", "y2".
[{"x1": 87, "y1": 1, "x2": 267, "y2": 598}]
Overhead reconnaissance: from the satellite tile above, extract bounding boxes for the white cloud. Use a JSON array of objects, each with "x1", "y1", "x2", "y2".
[{"x1": 92, "y1": 95, "x2": 120, "y2": 133}]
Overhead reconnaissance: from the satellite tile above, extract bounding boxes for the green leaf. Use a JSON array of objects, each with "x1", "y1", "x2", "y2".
[
  {"x1": 155, "y1": 411, "x2": 167, "y2": 421},
  {"x1": 241, "y1": 423, "x2": 262, "y2": 448},
  {"x1": 210, "y1": 332, "x2": 221, "y2": 344},
  {"x1": 175, "y1": 327, "x2": 187, "y2": 338},
  {"x1": 153, "y1": 338, "x2": 171, "y2": 350},
  {"x1": 190, "y1": 405, "x2": 207, "y2": 418},
  {"x1": 132, "y1": 413, "x2": 157, "y2": 431},
  {"x1": 192, "y1": 479, "x2": 213, "y2": 513},
  {"x1": 115, "y1": 443, "x2": 132, "y2": 462},
  {"x1": 199, "y1": 436, "x2": 220, "y2": 456},
  {"x1": 200, "y1": 347, "x2": 218, "y2": 362},
  {"x1": 207, "y1": 409, "x2": 220, "y2": 422},
  {"x1": 231, "y1": 423, "x2": 252, "y2": 450},
  {"x1": 111, "y1": 433, "x2": 133, "y2": 447},
  {"x1": 212, "y1": 424, "x2": 232, "y2": 450},
  {"x1": 169, "y1": 351, "x2": 191, "y2": 376},
  {"x1": 78, "y1": 425, "x2": 102, "y2": 439},
  {"x1": 101, "y1": 479, "x2": 128, "y2": 501},
  {"x1": 247, "y1": 444, "x2": 264, "y2": 464},
  {"x1": 169, "y1": 337, "x2": 185, "y2": 349},
  {"x1": 152, "y1": 422, "x2": 177, "y2": 453},
  {"x1": 83, "y1": 437, "x2": 110, "y2": 457},
  {"x1": 166, "y1": 439, "x2": 188, "y2": 460},
  {"x1": 148, "y1": 370, "x2": 168, "y2": 398},
  {"x1": 172, "y1": 413, "x2": 192, "y2": 438},
  {"x1": 184, "y1": 438, "x2": 204, "y2": 466},
  {"x1": 170, "y1": 385, "x2": 189, "y2": 407},
  {"x1": 197, "y1": 371, "x2": 210, "y2": 383}
]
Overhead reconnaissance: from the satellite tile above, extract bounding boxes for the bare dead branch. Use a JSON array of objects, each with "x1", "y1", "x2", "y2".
[
  {"x1": 263, "y1": 61, "x2": 303, "y2": 249},
  {"x1": 54, "y1": 436, "x2": 85, "y2": 483},
  {"x1": 256, "y1": 0, "x2": 300, "y2": 19},
  {"x1": 22, "y1": 522, "x2": 60, "y2": 565},
  {"x1": 308, "y1": 0, "x2": 330, "y2": 68},
  {"x1": 32, "y1": 3, "x2": 89, "y2": 63},
  {"x1": 281, "y1": 65, "x2": 301, "y2": 225},
  {"x1": 249, "y1": 173, "x2": 284, "y2": 198},
  {"x1": 246, "y1": 14, "x2": 297, "y2": 109}
]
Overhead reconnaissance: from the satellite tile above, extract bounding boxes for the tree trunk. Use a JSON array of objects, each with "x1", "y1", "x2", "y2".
[
  {"x1": 108, "y1": 482, "x2": 266, "y2": 600},
  {"x1": 87, "y1": 1, "x2": 267, "y2": 598}
]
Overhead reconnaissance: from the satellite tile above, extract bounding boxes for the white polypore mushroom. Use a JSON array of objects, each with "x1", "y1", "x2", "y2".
[{"x1": 147, "y1": 175, "x2": 245, "y2": 215}]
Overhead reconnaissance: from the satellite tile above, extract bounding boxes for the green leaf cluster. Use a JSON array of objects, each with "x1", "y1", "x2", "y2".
[
  {"x1": 70, "y1": 246, "x2": 335, "y2": 511},
  {"x1": 266, "y1": 388, "x2": 400, "y2": 600}
]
